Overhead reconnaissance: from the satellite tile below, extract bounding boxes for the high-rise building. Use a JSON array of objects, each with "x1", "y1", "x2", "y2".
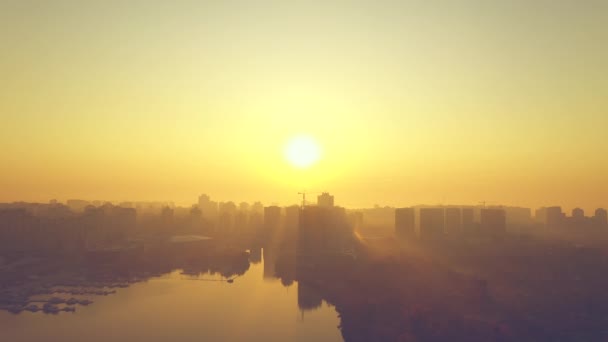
[
  {"x1": 235, "y1": 202, "x2": 250, "y2": 233},
  {"x1": 66, "y1": 199, "x2": 91, "y2": 212},
  {"x1": 251, "y1": 202, "x2": 264, "y2": 214},
  {"x1": 299, "y1": 205, "x2": 353, "y2": 254},
  {"x1": 299, "y1": 206, "x2": 329, "y2": 254},
  {"x1": 568, "y1": 207, "x2": 588, "y2": 228},
  {"x1": 239, "y1": 202, "x2": 250, "y2": 212},
  {"x1": 218, "y1": 201, "x2": 237, "y2": 232},
  {"x1": 480, "y1": 208, "x2": 506, "y2": 236},
  {"x1": 189, "y1": 205, "x2": 202, "y2": 231},
  {"x1": 249, "y1": 202, "x2": 264, "y2": 233},
  {"x1": 317, "y1": 193, "x2": 335, "y2": 208},
  {"x1": 546, "y1": 206, "x2": 563, "y2": 228},
  {"x1": 504, "y1": 207, "x2": 532, "y2": 228},
  {"x1": 160, "y1": 206, "x2": 174, "y2": 228},
  {"x1": 198, "y1": 194, "x2": 218, "y2": 223},
  {"x1": 263, "y1": 206, "x2": 282, "y2": 242},
  {"x1": 395, "y1": 207, "x2": 415, "y2": 237},
  {"x1": 284, "y1": 205, "x2": 301, "y2": 236},
  {"x1": 594, "y1": 208, "x2": 607, "y2": 226},
  {"x1": 462, "y1": 208, "x2": 475, "y2": 232},
  {"x1": 572, "y1": 208, "x2": 585, "y2": 219},
  {"x1": 264, "y1": 206, "x2": 282, "y2": 226},
  {"x1": 419, "y1": 208, "x2": 444, "y2": 240},
  {"x1": 536, "y1": 206, "x2": 563, "y2": 228},
  {"x1": 535, "y1": 207, "x2": 547, "y2": 224},
  {"x1": 445, "y1": 208, "x2": 462, "y2": 234}
]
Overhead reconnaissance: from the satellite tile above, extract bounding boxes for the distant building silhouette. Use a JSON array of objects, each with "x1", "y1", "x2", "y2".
[
  {"x1": 0, "y1": 203, "x2": 136, "y2": 253},
  {"x1": 299, "y1": 204, "x2": 353, "y2": 255},
  {"x1": 445, "y1": 208, "x2": 462, "y2": 234},
  {"x1": 263, "y1": 206, "x2": 282, "y2": 243},
  {"x1": 218, "y1": 201, "x2": 237, "y2": 232},
  {"x1": 189, "y1": 205, "x2": 202, "y2": 224},
  {"x1": 567, "y1": 207, "x2": 588, "y2": 228},
  {"x1": 480, "y1": 208, "x2": 506, "y2": 236},
  {"x1": 198, "y1": 194, "x2": 218, "y2": 224},
  {"x1": 160, "y1": 206, "x2": 174, "y2": 229},
  {"x1": 462, "y1": 208, "x2": 475, "y2": 233},
  {"x1": 249, "y1": 202, "x2": 264, "y2": 235},
  {"x1": 264, "y1": 206, "x2": 282, "y2": 227},
  {"x1": 239, "y1": 202, "x2": 250, "y2": 212},
  {"x1": 547, "y1": 207, "x2": 564, "y2": 228},
  {"x1": 537, "y1": 206, "x2": 563, "y2": 228},
  {"x1": 317, "y1": 193, "x2": 334, "y2": 208},
  {"x1": 504, "y1": 206, "x2": 532, "y2": 229},
  {"x1": 285, "y1": 205, "x2": 300, "y2": 236},
  {"x1": 235, "y1": 202, "x2": 250, "y2": 234},
  {"x1": 395, "y1": 208, "x2": 415, "y2": 237},
  {"x1": 419, "y1": 208, "x2": 444, "y2": 240},
  {"x1": 594, "y1": 208, "x2": 607, "y2": 227},
  {"x1": 535, "y1": 207, "x2": 546, "y2": 224},
  {"x1": 66, "y1": 199, "x2": 91, "y2": 212}
]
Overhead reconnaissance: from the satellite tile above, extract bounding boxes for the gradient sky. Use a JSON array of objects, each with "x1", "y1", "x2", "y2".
[{"x1": 1, "y1": 0, "x2": 607, "y2": 211}]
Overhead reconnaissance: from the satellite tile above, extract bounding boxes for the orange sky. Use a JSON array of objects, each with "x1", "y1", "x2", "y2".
[{"x1": 1, "y1": 1, "x2": 607, "y2": 212}]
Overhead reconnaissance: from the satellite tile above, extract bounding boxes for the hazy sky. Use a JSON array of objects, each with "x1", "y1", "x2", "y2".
[{"x1": 1, "y1": 0, "x2": 607, "y2": 211}]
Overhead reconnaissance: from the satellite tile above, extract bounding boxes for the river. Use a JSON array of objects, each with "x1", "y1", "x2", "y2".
[{"x1": 0, "y1": 251, "x2": 343, "y2": 342}]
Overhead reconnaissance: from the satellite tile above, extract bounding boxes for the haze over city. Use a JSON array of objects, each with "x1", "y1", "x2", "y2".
[{"x1": 2, "y1": 1, "x2": 608, "y2": 342}]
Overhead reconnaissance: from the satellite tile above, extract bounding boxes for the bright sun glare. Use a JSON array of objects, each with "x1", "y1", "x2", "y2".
[{"x1": 284, "y1": 135, "x2": 321, "y2": 168}]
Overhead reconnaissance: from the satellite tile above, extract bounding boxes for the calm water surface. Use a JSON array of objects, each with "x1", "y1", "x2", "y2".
[{"x1": 0, "y1": 256, "x2": 343, "y2": 342}]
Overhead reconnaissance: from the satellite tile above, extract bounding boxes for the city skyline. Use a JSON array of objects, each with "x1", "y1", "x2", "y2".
[
  {"x1": 4, "y1": 192, "x2": 607, "y2": 225},
  {"x1": 2, "y1": 194, "x2": 607, "y2": 215},
  {"x1": 3, "y1": 2, "x2": 608, "y2": 341}
]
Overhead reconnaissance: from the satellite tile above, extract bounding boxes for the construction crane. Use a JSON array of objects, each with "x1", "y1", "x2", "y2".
[
  {"x1": 297, "y1": 191, "x2": 322, "y2": 209},
  {"x1": 479, "y1": 201, "x2": 492, "y2": 208}
]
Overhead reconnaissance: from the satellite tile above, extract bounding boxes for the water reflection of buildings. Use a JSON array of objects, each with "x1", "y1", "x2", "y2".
[
  {"x1": 249, "y1": 246, "x2": 262, "y2": 264},
  {"x1": 247, "y1": 193, "x2": 356, "y2": 315},
  {"x1": 263, "y1": 247, "x2": 278, "y2": 280},
  {"x1": 297, "y1": 282, "x2": 323, "y2": 312}
]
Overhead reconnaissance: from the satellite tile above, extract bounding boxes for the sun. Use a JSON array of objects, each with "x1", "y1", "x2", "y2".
[{"x1": 284, "y1": 135, "x2": 322, "y2": 168}]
